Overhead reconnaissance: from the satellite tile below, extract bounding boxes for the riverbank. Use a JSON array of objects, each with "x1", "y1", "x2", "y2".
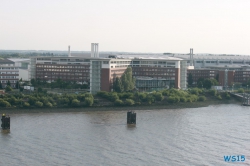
[{"x1": 0, "y1": 96, "x2": 241, "y2": 114}]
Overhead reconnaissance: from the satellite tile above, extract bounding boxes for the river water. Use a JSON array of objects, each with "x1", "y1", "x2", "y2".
[{"x1": 0, "y1": 104, "x2": 250, "y2": 166}]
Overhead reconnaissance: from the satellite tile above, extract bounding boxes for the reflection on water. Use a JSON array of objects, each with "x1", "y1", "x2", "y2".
[{"x1": 0, "y1": 104, "x2": 250, "y2": 166}]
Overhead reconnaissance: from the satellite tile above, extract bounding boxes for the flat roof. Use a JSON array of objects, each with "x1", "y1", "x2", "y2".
[
  {"x1": 0, "y1": 59, "x2": 14, "y2": 64},
  {"x1": 114, "y1": 54, "x2": 183, "y2": 61},
  {"x1": 175, "y1": 54, "x2": 250, "y2": 60}
]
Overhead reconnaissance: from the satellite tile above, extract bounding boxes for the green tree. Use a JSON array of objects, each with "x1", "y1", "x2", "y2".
[
  {"x1": 215, "y1": 74, "x2": 219, "y2": 81},
  {"x1": 203, "y1": 78, "x2": 218, "y2": 89},
  {"x1": 197, "y1": 78, "x2": 205, "y2": 88},
  {"x1": 15, "y1": 81, "x2": 20, "y2": 89},
  {"x1": 210, "y1": 78, "x2": 218, "y2": 86},
  {"x1": 5, "y1": 85, "x2": 12, "y2": 92},
  {"x1": 38, "y1": 87, "x2": 43, "y2": 93},
  {"x1": 113, "y1": 77, "x2": 123, "y2": 92},
  {"x1": 188, "y1": 73, "x2": 193, "y2": 87},
  {"x1": 7, "y1": 80, "x2": 11, "y2": 86},
  {"x1": 31, "y1": 78, "x2": 37, "y2": 86},
  {"x1": 121, "y1": 67, "x2": 135, "y2": 91},
  {"x1": 0, "y1": 82, "x2": 2, "y2": 89},
  {"x1": 203, "y1": 79, "x2": 213, "y2": 89}
]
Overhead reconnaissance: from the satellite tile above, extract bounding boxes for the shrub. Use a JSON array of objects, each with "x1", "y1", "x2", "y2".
[
  {"x1": 77, "y1": 94, "x2": 85, "y2": 102},
  {"x1": 138, "y1": 93, "x2": 147, "y2": 102},
  {"x1": 180, "y1": 97, "x2": 187, "y2": 102},
  {"x1": 114, "y1": 99, "x2": 123, "y2": 106},
  {"x1": 217, "y1": 95, "x2": 222, "y2": 100},
  {"x1": 167, "y1": 96, "x2": 179, "y2": 103},
  {"x1": 238, "y1": 88, "x2": 244, "y2": 93},
  {"x1": 190, "y1": 88, "x2": 202, "y2": 95},
  {"x1": 28, "y1": 96, "x2": 38, "y2": 105},
  {"x1": 85, "y1": 97, "x2": 94, "y2": 106},
  {"x1": 108, "y1": 93, "x2": 119, "y2": 102},
  {"x1": 59, "y1": 97, "x2": 69, "y2": 105},
  {"x1": 23, "y1": 102, "x2": 30, "y2": 107},
  {"x1": 198, "y1": 96, "x2": 206, "y2": 101},
  {"x1": 125, "y1": 99, "x2": 135, "y2": 106},
  {"x1": 154, "y1": 92, "x2": 164, "y2": 101},
  {"x1": 35, "y1": 101, "x2": 43, "y2": 107},
  {"x1": 45, "y1": 102, "x2": 53, "y2": 108},
  {"x1": 71, "y1": 99, "x2": 80, "y2": 107},
  {"x1": 0, "y1": 99, "x2": 11, "y2": 107},
  {"x1": 225, "y1": 93, "x2": 230, "y2": 99},
  {"x1": 162, "y1": 90, "x2": 170, "y2": 96},
  {"x1": 146, "y1": 95, "x2": 155, "y2": 104},
  {"x1": 119, "y1": 92, "x2": 134, "y2": 99},
  {"x1": 209, "y1": 89, "x2": 217, "y2": 96},
  {"x1": 190, "y1": 95, "x2": 198, "y2": 102},
  {"x1": 135, "y1": 102, "x2": 141, "y2": 105},
  {"x1": 97, "y1": 91, "x2": 109, "y2": 98},
  {"x1": 85, "y1": 93, "x2": 94, "y2": 99}
]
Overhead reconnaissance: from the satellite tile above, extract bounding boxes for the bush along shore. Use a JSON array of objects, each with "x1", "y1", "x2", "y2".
[{"x1": 0, "y1": 88, "x2": 241, "y2": 114}]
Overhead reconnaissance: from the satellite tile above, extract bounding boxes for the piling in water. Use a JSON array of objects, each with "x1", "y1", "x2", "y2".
[
  {"x1": 1, "y1": 114, "x2": 10, "y2": 130},
  {"x1": 127, "y1": 111, "x2": 136, "y2": 124}
]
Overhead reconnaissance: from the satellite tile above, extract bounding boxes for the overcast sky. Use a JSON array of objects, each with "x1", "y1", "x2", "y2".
[{"x1": 1, "y1": 0, "x2": 250, "y2": 54}]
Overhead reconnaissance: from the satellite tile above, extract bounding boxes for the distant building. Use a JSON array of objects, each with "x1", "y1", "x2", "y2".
[
  {"x1": 0, "y1": 58, "x2": 19, "y2": 88},
  {"x1": 31, "y1": 54, "x2": 187, "y2": 93},
  {"x1": 8, "y1": 58, "x2": 31, "y2": 81}
]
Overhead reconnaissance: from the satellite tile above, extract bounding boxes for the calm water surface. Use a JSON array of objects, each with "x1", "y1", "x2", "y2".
[{"x1": 0, "y1": 104, "x2": 250, "y2": 166}]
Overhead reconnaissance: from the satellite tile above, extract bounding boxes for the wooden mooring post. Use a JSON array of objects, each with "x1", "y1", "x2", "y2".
[
  {"x1": 127, "y1": 111, "x2": 136, "y2": 124},
  {"x1": 1, "y1": 114, "x2": 10, "y2": 131}
]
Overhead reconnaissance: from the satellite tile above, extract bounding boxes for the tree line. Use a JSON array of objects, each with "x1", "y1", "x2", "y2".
[{"x1": 0, "y1": 92, "x2": 94, "y2": 108}]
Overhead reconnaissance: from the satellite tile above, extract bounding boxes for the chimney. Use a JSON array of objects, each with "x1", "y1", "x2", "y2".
[
  {"x1": 190, "y1": 48, "x2": 193, "y2": 66},
  {"x1": 91, "y1": 43, "x2": 99, "y2": 58},
  {"x1": 68, "y1": 45, "x2": 71, "y2": 57}
]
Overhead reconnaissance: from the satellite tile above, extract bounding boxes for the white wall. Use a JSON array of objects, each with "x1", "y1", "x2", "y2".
[{"x1": 19, "y1": 69, "x2": 29, "y2": 81}]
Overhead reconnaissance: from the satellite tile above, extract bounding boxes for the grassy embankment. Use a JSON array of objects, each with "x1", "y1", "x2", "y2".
[{"x1": 0, "y1": 89, "x2": 242, "y2": 114}]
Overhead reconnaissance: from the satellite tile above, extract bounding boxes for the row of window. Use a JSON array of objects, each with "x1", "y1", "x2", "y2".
[
  {"x1": 196, "y1": 61, "x2": 249, "y2": 64},
  {"x1": 110, "y1": 61, "x2": 131, "y2": 64},
  {"x1": 37, "y1": 69, "x2": 89, "y2": 72},
  {"x1": 133, "y1": 68, "x2": 175, "y2": 72},
  {"x1": 133, "y1": 72, "x2": 175, "y2": 76},
  {"x1": 0, "y1": 67, "x2": 18, "y2": 70},
  {"x1": 113, "y1": 65, "x2": 129, "y2": 68},
  {"x1": 0, "y1": 80, "x2": 17, "y2": 83},
  {"x1": 36, "y1": 72, "x2": 89, "y2": 76},
  {"x1": 0, "y1": 72, "x2": 18, "y2": 74},
  {"x1": 0, "y1": 76, "x2": 18, "y2": 79},
  {"x1": 37, "y1": 76, "x2": 90, "y2": 79},
  {"x1": 37, "y1": 65, "x2": 89, "y2": 69}
]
